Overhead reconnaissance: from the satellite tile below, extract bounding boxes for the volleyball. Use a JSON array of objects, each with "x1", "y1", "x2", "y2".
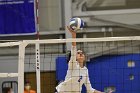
[{"x1": 69, "y1": 17, "x2": 84, "y2": 31}]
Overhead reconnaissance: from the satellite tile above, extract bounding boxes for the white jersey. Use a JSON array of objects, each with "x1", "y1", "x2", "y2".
[{"x1": 56, "y1": 46, "x2": 95, "y2": 93}]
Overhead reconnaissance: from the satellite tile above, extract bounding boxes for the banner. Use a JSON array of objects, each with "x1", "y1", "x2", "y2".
[{"x1": 0, "y1": 0, "x2": 36, "y2": 35}]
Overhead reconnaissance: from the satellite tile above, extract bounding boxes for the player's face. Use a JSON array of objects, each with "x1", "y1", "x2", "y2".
[
  {"x1": 76, "y1": 50, "x2": 85, "y2": 63},
  {"x1": 25, "y1": 83, "x2": 31, "y2": 90}
]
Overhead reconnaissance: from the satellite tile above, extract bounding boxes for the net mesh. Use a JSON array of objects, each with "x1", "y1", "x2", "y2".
[{"x1": 0, "y1": 37, "x2": 140, "y2": 93}]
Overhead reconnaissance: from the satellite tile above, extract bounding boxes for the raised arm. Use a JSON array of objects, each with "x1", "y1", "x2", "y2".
[
  {"x1": 67, "y1": 26, "x2": 76, "y2": 46},
  {"x1": 84, "y1": 70, "x2": 95, "y2": 93},
  {"x1": 67, "y1": 26, "x2": 77, "y2": 69}
]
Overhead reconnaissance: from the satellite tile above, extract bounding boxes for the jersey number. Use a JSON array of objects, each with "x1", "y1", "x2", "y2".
[{"x1": 78, "y1": 76, "x2": 83, "y2": 82}]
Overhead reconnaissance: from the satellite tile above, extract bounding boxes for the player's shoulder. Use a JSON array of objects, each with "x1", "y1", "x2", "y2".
[
  {"x1": 83, "y1": 66, "x2": 90, "y2": 73},
  {"x1": 83, "y1": 66, "x2": 88, "y2": 70}
]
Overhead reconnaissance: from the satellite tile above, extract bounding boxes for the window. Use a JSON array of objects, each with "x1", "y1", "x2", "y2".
[{"x1": 127, "y1": 60, "x2": 135, "y2": 68}]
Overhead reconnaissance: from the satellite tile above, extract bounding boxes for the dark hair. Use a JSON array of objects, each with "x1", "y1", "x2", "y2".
[
  {"x1": 24, "y1": 80, "x2": 31, "y2": 86},
  {"x1": 66, "y1": 50, "x2": 86, "y2": 66},
  {"x1": 66, "y1": 50, "x2": 71, "y2": 63}
]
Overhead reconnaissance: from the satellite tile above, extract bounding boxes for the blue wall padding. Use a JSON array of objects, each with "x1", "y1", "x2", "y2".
[
  {"x1": 56, "y1": 56, "x2": 68, "y2": 81},
  {"x1": 56, "y1": 54, "x2": 140, "y2": 93}
]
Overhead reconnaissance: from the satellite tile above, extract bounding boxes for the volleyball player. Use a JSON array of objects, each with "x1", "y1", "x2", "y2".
[{"x1": 56, "y1": 26, "x2": 103, "y2": 93}]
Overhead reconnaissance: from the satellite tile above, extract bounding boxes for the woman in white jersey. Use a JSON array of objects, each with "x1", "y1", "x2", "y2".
[{"x1": 56, "y1": 26, "x2": 103, "y2": 93}]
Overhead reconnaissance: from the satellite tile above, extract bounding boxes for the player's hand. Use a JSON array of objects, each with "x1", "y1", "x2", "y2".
[{"x1": 67, "y1": 26, "x2": 76, "y2": 38}]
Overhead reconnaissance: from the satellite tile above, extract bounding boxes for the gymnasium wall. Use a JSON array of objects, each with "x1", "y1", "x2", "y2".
[
  {"x1": 39, "y1": 0, "x2": 62, "y2": 31},
  {"x1": 56, "y1": 54, "x2": 140, "y2": 93},
  {"x1": 0, "y1": 55, "x2": 57, "y2": 73}
]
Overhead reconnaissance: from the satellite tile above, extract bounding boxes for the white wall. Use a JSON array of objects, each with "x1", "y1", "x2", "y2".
[
  {"x1": 39, "y1": 0, "x2": 61, "y2": 31},
  {"x1": 0, "y1": 54, "x2": 61, "y2": 73}
]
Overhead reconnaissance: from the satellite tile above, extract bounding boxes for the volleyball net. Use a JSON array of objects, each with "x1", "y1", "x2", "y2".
[{"x1": 0, "y1": 36, "x2": 140, "y2": 93}]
